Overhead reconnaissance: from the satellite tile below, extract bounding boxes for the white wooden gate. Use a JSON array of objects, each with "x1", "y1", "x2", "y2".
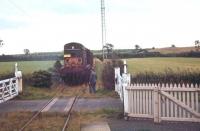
[
  {"x1": 125, "y1": 83, "x2": 200, "y2": 123},
  {"x1": 0, "y1": 77, "x2": 19, "y2": 103},
  {"x1": 114, "y1": 60, "x2": 200, "y2": 123},
  {"x1": 0, "y1": 63, "x2": 23, "y2": 104}
]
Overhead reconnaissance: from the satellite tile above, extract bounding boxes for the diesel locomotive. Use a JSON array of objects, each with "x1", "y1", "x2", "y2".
[{"x1": 60, "y1": 42, "x2": 93, "y2": 85}]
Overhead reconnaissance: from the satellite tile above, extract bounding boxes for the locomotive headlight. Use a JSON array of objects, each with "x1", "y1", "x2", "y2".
[{"x1": 64, "y1": 54, "x2": 71, "y2": 57}]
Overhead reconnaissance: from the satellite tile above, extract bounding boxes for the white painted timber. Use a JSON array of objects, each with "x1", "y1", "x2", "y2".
[
  {"x1": 114, "y1": 60, "x2": 200, "y2": 123},
  {"x1": 0, "y1": 77, "x2": 18, "y2": 104},
  {"x1": 64, "y1": 97, "x2": 75, "y2": 112}
]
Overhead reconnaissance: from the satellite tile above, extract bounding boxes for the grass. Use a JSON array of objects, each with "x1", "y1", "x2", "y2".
[
  {"x1": 2, "y1": 57, "x2": 199, "y2": 77},
  {"x1": 0, "y1": 109, "x2": 122, "y2": 131},
  {"x1": 0, "y1": 111, "x2": 34, "y2": 131},
  {"x1": 0, "y1": 112, "x2": 66, "y2": 131},
  {"x1": 94, "y1": 58, "x2": 103, "y2": 87},
  {"x1": 126, "y1": 57, "x2": 200, "y2": 74},
  {"x1": 149, "y1": 46, "x2": 196, "y2": 54},
  {"x1": 2, "y1": 57, "x2": 200, "y2": 99},
  {"x1": 16, "y1": 84, "x2": 118, "y2": 100},
  {"x1": 26, "y1": 112, "x2": 66, "y2": 131},
  {"x1": 16, "y1": 86, "x2": 57, "y2": 100},
  {"x1": 0, "y1": 58, "x2": 101, "y2": 75},
  {"x1": 0, "y1": 61, "x2": 56, "y2": 74},
  {"x1": 0, "y1": 57, "x2": 200, "y2": 75}
]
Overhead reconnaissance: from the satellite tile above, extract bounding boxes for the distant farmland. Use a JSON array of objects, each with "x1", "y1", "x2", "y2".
[
  {"x1": 126, "y1": 57, "x2": 200, "y2": 74},
  {"x1": 148, "y1": 46, "x2": 196, "y2": 54},
  {"x1": 0, "y1": 57, "x2": 200, "y2": 75},
  {"x1": 0, "y1": 61, "x2": 56, "y2": 74}
]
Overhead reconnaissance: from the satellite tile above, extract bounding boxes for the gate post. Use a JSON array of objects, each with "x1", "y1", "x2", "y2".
[
  {"x1": 122, "y1": 60, "x2": 131, "y2": 117},
  {"x1": 154, "y1": 84, "x2": 161, "y2": 123},
  {"x1": 15, "y1": 63, "x2": 23, "y2": 93}
]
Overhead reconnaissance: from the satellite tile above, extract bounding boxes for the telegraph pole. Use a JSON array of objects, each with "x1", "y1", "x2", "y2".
[{"x1": 101, "y1": 0, "x2": 106, "y2": 60}]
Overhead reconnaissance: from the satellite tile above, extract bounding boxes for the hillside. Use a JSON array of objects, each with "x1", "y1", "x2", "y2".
[{"x1": 149, "y1": 46, "x2": 196, "y2": 54}]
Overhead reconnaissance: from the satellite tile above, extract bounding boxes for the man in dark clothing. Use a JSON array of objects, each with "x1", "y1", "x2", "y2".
[{"x1": 89, "y1": 67, "x2": 97, "y2": 93}]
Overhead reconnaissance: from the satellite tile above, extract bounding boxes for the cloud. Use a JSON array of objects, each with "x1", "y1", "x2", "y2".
[
  {"x1": 0, "y1": 12, "x2": 102, "y2": 54},
  {"x1": 0, "y1": 0, "x2": 200, "y2": 54}
]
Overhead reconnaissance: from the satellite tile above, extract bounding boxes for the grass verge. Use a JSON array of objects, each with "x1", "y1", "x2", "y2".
[
  {"x1": 0, "y1": 112, "x2": 66, "y2": 131},
  {"x1": 0, "y1": 109, "x2": 122, "y2": 131},
  {"x1": 16, "y1": 84, "x2": 118, "y2": 100},
  {"x1": 0, "y1": 111, "x2": 34, "y2": 131}
]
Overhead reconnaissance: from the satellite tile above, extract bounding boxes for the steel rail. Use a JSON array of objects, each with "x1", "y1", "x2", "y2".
[
  {"x1": 61, "y1": 96, "x2": 78, "y2": 131},
  {"x1": 61, "y1": 87, "x2": 86, "y2": 131},
  {"x1": 19, "y1": 86, "x2": 64, "y2": 131}
]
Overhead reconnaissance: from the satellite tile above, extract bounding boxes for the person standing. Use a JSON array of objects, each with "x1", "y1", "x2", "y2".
[{"x1": 89, "y1": 67, "x2": 97, "y2": 93}]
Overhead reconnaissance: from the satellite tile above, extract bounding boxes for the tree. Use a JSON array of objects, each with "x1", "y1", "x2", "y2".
[
  {"x1": 24, "y1": 49, "x2": 30, "y2": 55},
  {"x1": 53, "y1": 60, "x2": 62, "y2": 72},
  {"x1": 135, "y1": 44, "x2": 140, "y2": 50},
  {"x1": 0, "y1": 39, "x2": 4, "y2": 47},
  {"x1": 52, "y1": 60, "x2": 62, "y2": 82},
  {"x1": 195, "y1": 40, "x2": 200, "y2": 51},
  {"x1": 103, "y1": 43, "x2": 114, "y2": 58},
  {"x1": 171, "y1": 44, "x2": 176, "y2": 48}
]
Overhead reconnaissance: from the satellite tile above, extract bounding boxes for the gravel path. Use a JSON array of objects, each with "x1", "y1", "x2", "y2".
[{"x1": 1, "y1": 98, "x2": 199, "y2": 131}]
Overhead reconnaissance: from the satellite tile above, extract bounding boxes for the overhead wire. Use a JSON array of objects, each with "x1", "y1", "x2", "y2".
[{"x1": 7, "y1": 0, "x2": 30, "y2": 17}]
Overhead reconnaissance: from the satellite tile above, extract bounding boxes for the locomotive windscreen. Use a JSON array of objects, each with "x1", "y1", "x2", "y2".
[{"x1": 64, "y1": 49, "x2": 82, "y2": 57}]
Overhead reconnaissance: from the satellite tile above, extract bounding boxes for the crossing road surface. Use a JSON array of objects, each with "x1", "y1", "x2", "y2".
[
  {"x1": 0, "y1": 97, "x2": 123, "y2": 113},
  {"x1": 0, "y1": 98, "x2": 200, "y2": 131}
]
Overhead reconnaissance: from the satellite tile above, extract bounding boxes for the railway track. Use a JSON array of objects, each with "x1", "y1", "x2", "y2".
[
  {"x1": 18, "y1": 86, "x2": 65, "y2": 131},
  {"x1": 18, "y1": 85, "x2": 85, "y2": 131},
  {"x1": 62, "y1": 87, "x2": 86, "y2": 131},
  {"x1": 61, "y1": 96, "x2": 77, "y2": 131}
]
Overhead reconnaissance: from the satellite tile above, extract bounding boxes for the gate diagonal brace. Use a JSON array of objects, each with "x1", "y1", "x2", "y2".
[{"x1": 160, "y1": 91, "x2": 200, "y2": 118}]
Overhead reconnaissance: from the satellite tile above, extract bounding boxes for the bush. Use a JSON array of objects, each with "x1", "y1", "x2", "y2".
[
  {"x1": 31, "y1": 70, "x2": 52, "y2": 88},
  {"x1": 22, "y1": 73, "x2": 32, "y2": 86},
  {"x1": 102, "y1": 59, "x2": 124, "y2": 90},
  {"x1": 48, "y1": 60, "x2": 62, "y2": 83},
  {"x1": 53, "y1": 60, "x2": 62, "y2": 72},
  {"x1": 131, "y1": 68, "x2": 200, "y2": 85}
]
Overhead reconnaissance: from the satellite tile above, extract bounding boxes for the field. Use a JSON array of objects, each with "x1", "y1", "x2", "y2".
[
  {"x1": 126, "y1": 57, "x2": 200, "y2": 74},
  {"x1": 1, "y1": 58, "x2": 200, "y2": 75},
  {"x1": 149, "y1": 46, "x2": 196, "y2": 54},
  {"x1": 0, "y1": 61, "x2": 56, "y2": 74}
]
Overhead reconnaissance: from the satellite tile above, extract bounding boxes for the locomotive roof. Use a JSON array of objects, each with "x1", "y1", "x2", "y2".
[{"x1": 64, "y1": 42, "x2": 88, "y2": 50}]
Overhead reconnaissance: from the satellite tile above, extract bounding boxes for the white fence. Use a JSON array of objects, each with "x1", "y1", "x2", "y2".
[
  {"x1": 0, "y1": 63, "x2": 22, "y2": 104},
  {"x1": 115, "y1": 61, "x2": 200, "y2": 123}
]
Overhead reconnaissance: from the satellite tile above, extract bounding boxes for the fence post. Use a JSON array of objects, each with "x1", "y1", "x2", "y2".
[
  {"x1": 122, "y1": 60, "x2": 131, "y2": 115},
  {"x1": 15, "y1": 63, "x2": 23, "y2": 93},
  {"x1": 123, "y1": 60, "x2": 127, "y2": 74},
  {"x1": 154, "y1": 84, "x2": 161, "y2": 123}
]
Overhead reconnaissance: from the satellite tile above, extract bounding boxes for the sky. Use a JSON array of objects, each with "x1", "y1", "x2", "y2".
[{"x1": 0, "y1": 0, "x2": 200, "y2": 54}]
